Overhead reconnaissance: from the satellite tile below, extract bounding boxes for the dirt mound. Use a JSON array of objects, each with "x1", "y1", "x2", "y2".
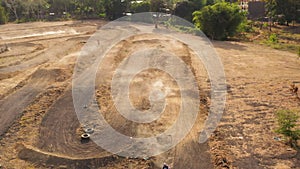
[
  {"x1": 0, "y1": 71, "x2": 19, "y2": 81},
  {"x1": 30, "y1": 68, "x2": 71, "y2": 83}
]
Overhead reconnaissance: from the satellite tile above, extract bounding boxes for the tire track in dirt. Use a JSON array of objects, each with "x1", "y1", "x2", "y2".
[
  {"x1": 0, "y1": 24, "x2": 298, "y2": 168},
  {"x1": 36, "y1": 87, "x2": 108, "y2": 158},
  {"x1": 0, "y1": 68, "x2": 68, "y2": 136},
  {"x1": 0, "y1": 39, "x2": 80, "y2": 73},
  {"x1": 93, "y1": 31, "x2": 213, "y2": 168},
  {"x1": 0, "y1": 83, "x2": 43, "y2": 136},
  {"x1": 0, "y1": 21, "x2": 76, "y2": 33},
  {"x1": 31, "y1": 29, "x2": 213, "y2": 168},
  {"x1": 0, "y1": 35, "x2": 88, "y2": 99},
  {"x1": 0, "y1": 44, "x2": 45, "y2": 69},
  {"x1": 0, "y1": 21, "x2": 108, "y2": 168}
]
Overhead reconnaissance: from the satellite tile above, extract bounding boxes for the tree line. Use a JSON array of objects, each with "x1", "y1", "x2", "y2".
[
  {"x1": 0, "y1": 0, "x2": 243, "y2": 22},
  {"x1": 0, "y1": 0, "x2": 298, "y2": 40},
  {"x1": 264, "y1": 0, "x2": 300, "y2": 26}
]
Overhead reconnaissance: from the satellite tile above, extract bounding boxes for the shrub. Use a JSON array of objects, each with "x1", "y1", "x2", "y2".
[
  {"x1": 268, "y1": 33, "x2": 279, "y2": 43},
  {"x1": 262, "y1": 22, "x2": 269, "y2": 29},
  {"x1": 99, "y1": 13, "x2": 106, "y2": 18},
  {"x1": 193, "y1": 2, "x2": 245, "y2": 40},
  {"x1": 104, "y1": 0, "x2": 129, "y2": 20},
  {"x1": 0, "y1": 5, "x2": 7, "y2": 24},
  {"x1": 174, "y1": 0, "x2": 207, "y2": 22},
  {"x1": 238, "y1": 20, "x2": 254, "y2": 33},
  {"x1": 275, "y1": 109, "x2": 300, "y2": 148}
]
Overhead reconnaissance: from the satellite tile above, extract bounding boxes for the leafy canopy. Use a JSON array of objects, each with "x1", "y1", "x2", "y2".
[{"x1": 193, "y1": 1, "x2": 245, "y2": 40}]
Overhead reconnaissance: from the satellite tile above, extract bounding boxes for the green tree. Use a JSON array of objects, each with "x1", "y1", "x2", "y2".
[
  {"x1": 73, "y1": 0, "x2": 104, "y2": 18},
  {"x1": 188, "y1": 0, "x2": 206, "y2": 9},
  {"x1": 174, "y1": 0, "x2": 206, "y2": 22},
  {"x1": 206, "y1": 0, "x2": 218, "y2": 5},
  {"x1": 276, "y1": 0, "x2": 297, "y2": 25},
  {"x1": 103, "y1": 0, "x2": 129, "y2": 20},
  {"x1": 3, "y1": 0, "x2": 20, "y2": 21},
  {"x1": 265, "y1": 0, "x2": 276, "y2": 19},
  {"x1": 265, "y1": 0, "x2": 276, "y2": 30},
  {"x1": 20, "y1": 0, "x2": 49, "y2": 21},
  {"x1": 150, "y1": 0, "x2": 165, "y2": 12},
  {"x1": 3, "y1": 0, "x2": 49, "y2": 22},
  {"x1": 265, "y1": 0, "x2": 300, "y2": 26},
  {"x1": 130, "y1": 1, "x2": 150, "y2": 13},
  {"x1": 174, "y1": 1, "x2": 194, "y2": 21},
  {"x1": 0, "y1": 5, "x2": 8, "y2": 24},
  {"x1": 193, "y1": 1, "x2": 245, "y2": 40},
  {"x1": 49, "y1": 0, "x2": 74, "y2": 15}
]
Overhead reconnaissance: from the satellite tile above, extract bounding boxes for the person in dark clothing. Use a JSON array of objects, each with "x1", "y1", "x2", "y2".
[{"x1": 162, "y1": 163, "x2": 169, "y2": 169}]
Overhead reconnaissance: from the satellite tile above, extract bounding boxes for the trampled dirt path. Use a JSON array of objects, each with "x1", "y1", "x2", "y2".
[{"x1": 0, "y1": 20, "x2": 299, "y2": 169}]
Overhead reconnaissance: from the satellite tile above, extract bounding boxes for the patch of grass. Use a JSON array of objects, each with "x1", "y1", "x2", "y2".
[
  {"x1": 99, "y1": 13, "x2": 106, "y2": 18},
  {"x1": 261, "y1": 39, "x2": 300, "y2": 53},
  {"x1": 237, "y1": 23, "x2": 300, "y2": 55},
  {"x1": 167, "y1": 24, "x2": 203, "y2": 36},
  {"x1": 268, "y1": 33, "x2": 279, "y2": 43},
  {"x1": 275, "y1": 109, "x2": 300, "y2": 148}
]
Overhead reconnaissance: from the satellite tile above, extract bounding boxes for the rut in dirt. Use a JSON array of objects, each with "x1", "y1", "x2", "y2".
[{"x1": 0, "y1": 68, "x2": 69, "y2": 136}]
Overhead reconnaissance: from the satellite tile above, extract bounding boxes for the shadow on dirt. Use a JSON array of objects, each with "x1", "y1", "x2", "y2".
[
  {"x1": 212, "y1": 41, "x2": 247, "y2": 51},
  {"x1": 18, "y1": 144, "x2": 120, "y2": 169}
]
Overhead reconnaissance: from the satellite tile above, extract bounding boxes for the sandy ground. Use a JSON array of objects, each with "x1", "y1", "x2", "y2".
[
  {"x1": 0, "y1": 20, "x2": 299, "y2": 169},
  {"x1": 211, "y1": 41, "x2": 300, "y2": 169}
]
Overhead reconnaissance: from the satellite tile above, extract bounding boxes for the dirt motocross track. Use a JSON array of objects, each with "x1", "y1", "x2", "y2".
[{"x1": 0, "y1": 20, "x2": 300, "y2": 169}]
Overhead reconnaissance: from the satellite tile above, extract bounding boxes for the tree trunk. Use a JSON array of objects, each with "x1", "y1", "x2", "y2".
[
  {"x1": 269, "y1": 18, "x2": 272, "y2": 31},
  {"x1": 13, "y1": 8, "x2": 18, "y2": 21}
]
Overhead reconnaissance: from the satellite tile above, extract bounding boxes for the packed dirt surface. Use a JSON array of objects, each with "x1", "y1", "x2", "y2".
[{"x1": 0, "y1": 20, "x2": 299, "y2": 169}]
